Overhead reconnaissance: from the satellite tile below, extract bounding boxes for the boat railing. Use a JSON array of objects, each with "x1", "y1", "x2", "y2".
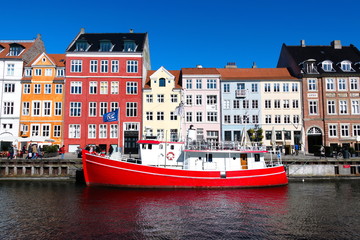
[
  {"x1": 266, "y1": 150, "x2": 283, "y2": 167},
  {"x1": 186, "y1": 141, "x2": 266, "y2": 151}
]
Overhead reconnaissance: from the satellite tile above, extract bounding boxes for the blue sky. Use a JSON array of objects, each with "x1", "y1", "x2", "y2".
[{"x1": 2, "y1": 0, "x2": 360, "y2": 70}]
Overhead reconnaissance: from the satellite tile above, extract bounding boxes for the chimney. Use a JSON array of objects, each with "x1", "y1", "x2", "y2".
[
  {"x1": 129, "y1": 29, "x2": 134, "y2": 33},
  {"x1": 36, "y1": 34, "x2": 42, "y2": 40},
  {"x1": 331, "y1": 40, "x2": 342, "y2": 49},
  {"x1": 196, "y1": 65, "x2": 203, "y2": 68},
  {"x1": 252, "y1": 62, "x2": 257, "y2": 68},
  {"x1": 80, "y1": 28, "x2": 85, "y2": 34},
  {"x1": 300, "y1": 40, "x2": 306, "y2": 47},
  {"x1": 225, "y1": 62, "x2": 237, "y2": 68}
]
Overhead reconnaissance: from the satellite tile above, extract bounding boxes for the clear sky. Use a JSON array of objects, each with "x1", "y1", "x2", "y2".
[{"x1": 2, "y1": 0, "x2": 360, "y2": 70}]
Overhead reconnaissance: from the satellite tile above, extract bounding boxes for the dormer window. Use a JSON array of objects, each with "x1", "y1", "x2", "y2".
[
  {"x1": 8, "y1": 43, "x2": 24, "y2": 56},
  {"x1": 159, "y1": 78, "x2": 166, "y2": 87},
  {"x1": 301, "y1": 59, "x2": 318, "y2": 74},
  {"x1": 124, "y1": 40, "x2": 137, "y2": 52},
  {"x1": 0, "y1": 45, "x2": 4, "y2": 53},
  {"x1": 100, "y1": 40, "x2": 112, "y2": 52},
  {"x1": 75, "y1": 40, "x2": 89, "y2": 51},
  {"x1": 340, "y1": 60, "x2": 354, "y2": 72},
  {"x1": 321, "y1": 60, "x2": 334, "y2": 72}
]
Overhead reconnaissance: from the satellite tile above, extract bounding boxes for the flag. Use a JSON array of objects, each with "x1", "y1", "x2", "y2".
[{"x1": 103, "y1": 109, "x2": 119, "y2": 122}]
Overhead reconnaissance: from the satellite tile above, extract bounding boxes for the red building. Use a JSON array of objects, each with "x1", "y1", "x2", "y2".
[{"x1": 64, "y1": 28, "x2": 151, "y2": 154}]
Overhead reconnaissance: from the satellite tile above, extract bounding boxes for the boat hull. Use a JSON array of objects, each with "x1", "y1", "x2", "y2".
[{"x1": 82, "y1": 153, "x2": 288, "y2": 188}]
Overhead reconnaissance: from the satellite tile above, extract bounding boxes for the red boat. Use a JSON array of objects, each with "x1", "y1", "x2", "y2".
[{"x1": 82, "y1": 136, "x2": 288, "y2": 188}]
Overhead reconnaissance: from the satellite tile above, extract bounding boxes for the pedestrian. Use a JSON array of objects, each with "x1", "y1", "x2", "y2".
[
  {"x1": 320, "y1": 145, "x2": 325, "y2": 159},
  {"x1": 13, "y1": 145, "x2": 18, "y2": 159},
  {"x1": 295, "y1": 144, "x2": 299, "y2": 156},
  {"x1": 8, "y1": 145, "x2": 14, "y2": 159},
  {"x1": 59, "y1": 145, "x2": 65, "y2": 159},
  {"x1": 32, "y1": 144, "x2": 38, "y2": 159}
]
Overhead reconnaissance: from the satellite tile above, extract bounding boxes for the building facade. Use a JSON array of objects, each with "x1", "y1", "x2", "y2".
[
  {"x1": 0, "y1": 35, "x2": 45, "y2": 150},
  {"x1": 20, "y1": 53, "x2": 65, "y2": 148},
  {"x1": 64, "y1": 29, "x2": 151, "y2": 153},
  {"x1": 278, "y1": 40, "x2": 360, "y2": 153}
]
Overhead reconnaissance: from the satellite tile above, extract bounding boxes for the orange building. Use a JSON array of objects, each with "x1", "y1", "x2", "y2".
[{"x1": 19, "y1": 53, "x2": 65, "y2": 148}]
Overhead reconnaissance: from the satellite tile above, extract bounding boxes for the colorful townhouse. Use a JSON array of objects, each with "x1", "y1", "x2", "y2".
[
  {"x1": 20, "y1": 53, "x2": 66, "y2": 149},
  {"x1": 143, "y1": 67, "x2": 182, "y2": 141},
  {"x1": 0, "y1": 35, "x2": 45, "y2": 150},
  {"x1": 278, "y1": 40, "x2": 360, "y2": 153},
  {"x1": 64, "y1": 29, "x2": 151, "y2": 154},
  {"x1": 181, "y1": 67, "x2": 221, "y2": 143}
]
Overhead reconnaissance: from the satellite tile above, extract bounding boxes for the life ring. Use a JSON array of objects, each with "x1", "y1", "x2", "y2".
[{"x1": 166, "y1": 152, "x2": 175, "y2": 160}]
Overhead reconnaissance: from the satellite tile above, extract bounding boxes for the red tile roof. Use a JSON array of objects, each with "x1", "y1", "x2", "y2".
[
  {"x1": 0, "y1": 41, "x2": 36, "y2": 59},
  {"x1": 217, "y1": 68, "x2": 297, "y2": 80}
]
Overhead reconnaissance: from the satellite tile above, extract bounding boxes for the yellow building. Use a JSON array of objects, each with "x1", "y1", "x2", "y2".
[
  {"x1": 143, "y1": 67, "x2": 182, "y2": 141},
  {"x1": 20, "y1": 53, "x2": 65, "y2": 148}
]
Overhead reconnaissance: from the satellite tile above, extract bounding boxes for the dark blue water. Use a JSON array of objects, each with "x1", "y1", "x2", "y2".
[{"x1": 0, "y1": 180, "x2": 359, "y2": 240}]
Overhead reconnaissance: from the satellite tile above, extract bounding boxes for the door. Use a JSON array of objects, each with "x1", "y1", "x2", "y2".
[
  {"x1": 240, "y1": 154, "x2": 248, "y2": 169},
  {"x1": 124, "y1": 131, "x2": 139, "y2": 154}
]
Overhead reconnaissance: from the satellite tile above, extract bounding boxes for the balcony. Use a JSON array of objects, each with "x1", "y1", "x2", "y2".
[{"x1": 235, "y1": 89, "x2": 246, "y2": 98}]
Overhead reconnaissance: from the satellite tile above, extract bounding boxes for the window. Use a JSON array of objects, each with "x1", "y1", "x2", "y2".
[
  {"x1": 309, "y1": 101, "x2": 318, "y2": 115},
  {"x1": 9, "y1": 45, "x2": 22, "y2": 56},
  {"x1": 124, "y1": 40, "x2": 136, "y2": 51},
  {"x1": 70, "y1": 82, "x2": 82, "y2": 94},
  {"x1": 55, "y1": 102, "x2": 62, "y2": 116},
  {"x1": 126, "y1": 102, "x2": 137, "y2": 117},
  {"x1": 69, "y1": 124, "x2": 80, "y2": 138},
  {"x1": 100, "y1": 60, "x2": 108, "y2": 72},
  {"x1": 252, "y1": 83, "x2": 258, "y2": 92},
  {"x1": 292, "y1": 100, "x2": 299, "y2": 109},
  {"x1": 3, "y1": 102, "x2": 14, "y2": 115},
  {"x1": 284, "y1": 131, "x2": 291, "y2": 140},
  {"x1": 32, "y1": 101, "x2": 40, "y2": 116},
  {"x1": 43, "y1": 101, "x2": 51, "y2": 116},
  {"x1": 207, "y1": 79, "x2": 217, "y2": 89},
  {"x1": 196, "y1": 112, "x2": 203, "y2": 122},
  {"x1": 341, "y1": 61, "x2": 352, "y2": 72},
  {"x1": 273, "y1": 83, "x2": 280, "y2": 92},
  {"x1": 224, "y1": 115, "x2": 231, "y2": 123},
  {"x1": 7, "y1": 64, "x2": 14, "y2": 76},
  {"x1": 283, "y1": 83, "x2": 289, "y2": 92},
  {"x1": 71, "y1": 60, "x2": 82, "y2": 72},
  {"x1": 274, "y1": 100, "x2": 280, "y2": 108},
  {"x1": 353, "y1": 124, "x2": 360, "y2": 136},
  {"x1": 171, "y1": 94, "x2": 178, "y2": 103},
  {"x1": 234, "y1": 115, "x2": 241, "y2": 124},
  {"x1": 146, "y1": 94, "x2": 153, "y2": 103},
  {"x1": 276, "y1": 131, "x2": 282, "y2": 140},
  {"x1": 308, "y1": 79, "x2": 317, "y2": 91},
  {"x1": 110, "y1": 124, "x2": 118, "y2": 138},
  {"x1": 100, "y1": 41, "x2": 112, "y2": 52},
  {"x1": 186, "y1": 112, "x2": 192, "y2": 122},
  {"x1": 207, "y1": 95, "x2": 217, "y2": 105},
  {"x1": 322, "y1": 60, "x2": 333, "y2": 72},
  {"x1": 89, "y1": 102, "x2": 97, "y2": 117},
  {"x1": 223, "y1": 83, "x2": 230, "y2": 93},
  {"x1": 328, "y1": 100, "x2": 336, "y2": 114},
  {"x1": 110, "y1": 102, "x2": 118, "y2": 112},
  {"x1": 283, "y1": 100, "x2": 290, "y2": 109},
  {"x1": 100, "y1": 81, "x2": 108, "y2": 94},
  {"x1": 4, "y1": 83, "x2": 15, "y2": 93},
  {"x1": 196, "y1": 79, "x2": 202, "y2": 89},
  {"x1": 284, "y1": 115, "x2": 290, "y2": 123},
  {"x1": 100, "y1": 102, "x2": 108, "y2": 116},
  {"x1": 341, "y1": 124, "x2": 349, "y2": 137},
  {"x1": 45, "y1": 69, "x2": 52, "y2": 76},
  {"x1": 111, "y1": 60, "x2": 119, "y2": 72},
  {"x1": 326, "y1": 78, "x2": 335, "y2": 91},
  {"x1": 293, "y1": 115, "x2": 300, "y2": 124},
  {"x1": 207, "y1": 112, "x2": 217, "y2": 122},
  {"x1": 338, "y1": 79, "x2": 346, "y2": 91},
  {"x1": 54, "y1": 125, "x2": 61, "y2": 137},
  {"x1": 88, "y1": 124, "x2": 96, "y2": 138},
  {"x1": 170, "y1": 112, "x2": 177, "y2": 121},
  {"x1": 34, "y1": 84, "x2": 41, "y2": 94},
  {"x1": 22, "y1": 102, "x2": 30, "y2": 115},
  {"x1": 56, "y1": 69, "x2": 64, "y2": 77},
  {"x1": 44, "y1": 84, "x2": 51, "y2": 94},
  {"x1": 275, "y1": 115, "x2": 281, "y2": 124},
  {"x1": 264, "y1": 83, "x2": 271, "y2": 92},
  {"x1": 186, "y1": 95, "x2": 192, "y2": 105},
  {"x1": 252, "y1": 115, "x2": 259, "y2": 124},
  {"x1": 265, "y1": 100, "x2": 271, "y2": 109},
  {"x1": 90, "y1": 60, "x2": 98, "y2": 73},
  {"x1": 126, "y1": 82, "x2": 138, "y2": 94},
  {"x1": 292, "y1": 83, "x2": 298, "y2": 92},
  {"x1": 329, "y1": 124, "x2": 337, "y2": 137},
  {"x1": 252, "y1": 100, "x2": 258, "y2": 109},
  {"x1": 34, "y1": 69, "x2": 42, "y2": 76},
  {"x1": 42, "y1": 125, "x2": 50, "y2": 137},
  {"x1": 70, "y1": 102, "x2": 81, "y2": 116},
  {"x1": 111, "y1": 82, "x2": 119, "y2": 94},
  {"x1": 158, "y1": 94, "x2": 165, "y2": 103},
  {"x1": 75, "y1": 41, "x2": 88, "y2": 51},
  {"x1": 157, "y1": 129, "x2": 164, "y2": 139},
  {"x1": 339, "y1": 100, "x2": 348, "y2": 114},
  {"x1": 243, "y1": 100, "x2": 249, "y2": 109},
  {"x1": 31, "y1": 125, "x2": 40, "y2": 136},
  {"x1": 157, "y1": 111, "x2": 164, "y2": 121},
  {"x1": 186, "y1": 79, "x2": 192, "y2": 89},
  {"x1": 350, "y1": 78, "x2": 359, "y2": 90},
  {"x1": 127, "y1": 60, "x2": 138, "y2": 73},
  {"x1": 55, "y1": 84, "x2": 63, "y2": 94},
  {"x1": 223, "y1": 100, "x2": 230, "y2": 109},
  {"x1": 99, "y1": 124, "x2": 107, "y2": 138},
  {"x1": 146, "y1": 112, "x2": 153, "y2": 120},
  {"x1": 352, "y1": 100, "x2": 360, "y2": 114},
  {"x1": 265, "y1": 115, "x2": 272, "y2": 123},
  {"x1": 233, "y1": 100, "x2": 240, "y2": 109},
  {"x1": 159, "y1": 78, "x2": 166, "y2": 87},
  {"x1": 25, "y1": 68, "x2": 32, "y2": 76},
  {"x1": 170, "y1": 129, "x2": 178, "y2": 142},
  {"x1": 24, "y1": 84, "x2": 30, "y2": 94},
  {"x1": 89, "y1": 82, "x2": 97, "y2": 94}
]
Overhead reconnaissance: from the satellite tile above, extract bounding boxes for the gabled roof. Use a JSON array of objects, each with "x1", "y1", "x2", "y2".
[
  {"x1": 144, "y1": 69, "x2": 182, "y2": 89},
  {"x1": 0, "y1": 40, "x2": 36, "y2": 59},
  {"x1": 182, "y1": 68, "x2": 220, "y2": 75},
  {"x1": 66, "y1": 32, "x2": 147, "y2": 52},
  {"x1": 217, "y1": 68, "x2": 297, "y2": 80},
  {"x1": 26, "y1": 53, "x2": 66, "y2": 67}
]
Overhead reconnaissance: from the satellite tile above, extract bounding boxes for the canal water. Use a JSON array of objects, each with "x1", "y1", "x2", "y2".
[{"x1": 0, "y1": 180, "x2": 359, "y2": 240}]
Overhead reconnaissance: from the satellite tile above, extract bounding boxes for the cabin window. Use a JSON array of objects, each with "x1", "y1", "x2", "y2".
[
  {"x1": 170, "y1": 145, "x2": 174, "y2": 150},
  {"x1": 148, "y1": 144, "x2": 152, "y2": 150},
  {"x1": 142, "y1": 144, "x2": 146, "y2": 149},
  {"x1": 206, "y1": 154, "x2": 213, "y2": 162},
  {"x1": 159, "y1": 144, "x2": 163, "y2": 149},
  {"x1": 254, "y1": 154, "x2": 260, "y2": 162}
]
